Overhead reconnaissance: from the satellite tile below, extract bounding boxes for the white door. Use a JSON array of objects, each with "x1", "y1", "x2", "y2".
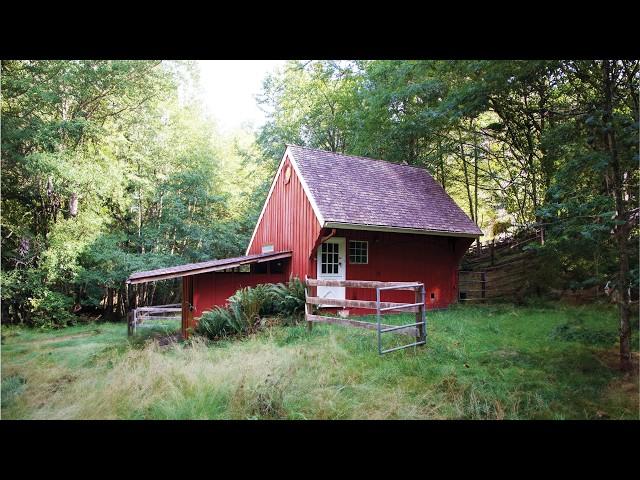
[{"x1": 317, "y1": 237, "x2": 346, "y2": 300}]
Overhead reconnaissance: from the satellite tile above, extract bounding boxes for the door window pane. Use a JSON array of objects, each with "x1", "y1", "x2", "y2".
[{"x1": 320, "y1": 243, "x2": 340, "y2": 275}]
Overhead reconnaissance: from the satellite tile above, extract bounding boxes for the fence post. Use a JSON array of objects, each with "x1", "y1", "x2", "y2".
[
  {"x1": 415, "y1": 286, "x2": 423, "y2": 342},
  {"x1": 305, "y1": 276, "x2": 313, "y2": 332},
  {"x1": 490, "y1": 240, "x2": 495, "y2": 266}
]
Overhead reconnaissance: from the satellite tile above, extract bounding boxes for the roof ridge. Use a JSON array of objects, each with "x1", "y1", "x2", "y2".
[{"x1": 286, "y1": 144, "x2": 431, "y2": 173}]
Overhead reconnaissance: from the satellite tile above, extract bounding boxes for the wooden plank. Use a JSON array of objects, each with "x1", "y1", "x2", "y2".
[
  {"x1": 305, "y1": 296, "x2": 419, "y2": 312},
  {"x1": 306, "y1": 314, "x2": 417, "y2": 336},
  {"x1": 136, "y1": 307, "x2": 182, "y2": 313},
  {"x1": 305, "y1": 278, "x2": 421, "y2": 290}
]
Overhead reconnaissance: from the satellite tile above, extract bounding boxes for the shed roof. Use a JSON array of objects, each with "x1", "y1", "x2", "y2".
[
  {"x1": 126, "y1": 251, "x2": 292, "y2": 284},
  {"x1": 287, "y1": 145, "x2": 482, "y2": 237}
]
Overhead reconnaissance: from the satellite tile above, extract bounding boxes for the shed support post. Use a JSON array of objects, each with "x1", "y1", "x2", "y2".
[{"x1": 181, "y1": 275, "x2": 193, "y2": 339}]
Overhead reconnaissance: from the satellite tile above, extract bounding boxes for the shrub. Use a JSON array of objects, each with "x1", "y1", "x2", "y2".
[
  {"x1": 231, "y1": 284, "x2": 276, "y2": 319},
  {"x1": 29, "y1": 289, "x2": 75, "y2": 328},
  {"x1": 196, "y1": 307, "x2": 244, "y2": 339}
]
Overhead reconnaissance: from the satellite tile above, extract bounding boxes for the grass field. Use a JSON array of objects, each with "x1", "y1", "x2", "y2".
[{"x1": 1, "y1": 302, "x2": 638, "y2": 419}]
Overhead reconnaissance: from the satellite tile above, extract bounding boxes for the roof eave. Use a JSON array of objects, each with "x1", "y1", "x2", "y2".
[
  {"x1": 323, "y1": 221, "x2": 483, "y2": 239},
  {"x1": 126, "y1": 251, "x2": 292, "y2": 285}
]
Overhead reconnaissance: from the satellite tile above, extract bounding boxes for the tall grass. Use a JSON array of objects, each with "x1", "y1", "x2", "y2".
[{"x1": 2, "y1": 302, "x2": 638, "y2": 419}]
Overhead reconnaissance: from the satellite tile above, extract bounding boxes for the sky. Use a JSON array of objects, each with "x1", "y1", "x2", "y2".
[{"x1": 196, "y1": 60, "x2": 286, "y2": 132}]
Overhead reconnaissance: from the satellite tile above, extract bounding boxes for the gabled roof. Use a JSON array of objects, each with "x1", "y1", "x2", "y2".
[
  {"x1": 126, "y1": 251, "x2": 292, "y2": 284},
  {"x1": 286, "y1": 145, "x2": 482, "y2": 237}
]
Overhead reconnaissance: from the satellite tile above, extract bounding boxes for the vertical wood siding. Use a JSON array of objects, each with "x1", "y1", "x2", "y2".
[
  {"x1": 310, "y1": 229, "x2": 473, "y2": 313},
  {"x1": 192, "y1": 270, "x2": 288, "y2": 320},
  {"x1": 247, "y1": 156, "x2": 322, "y2": 279}
]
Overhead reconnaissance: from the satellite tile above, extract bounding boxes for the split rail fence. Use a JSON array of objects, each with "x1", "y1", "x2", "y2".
[
  {"x1": 128, "y1": 303, "x2": 181, "y2": 335},
  {"x1": 304, "y1": 277, "x2": 427, "y2": 355}
]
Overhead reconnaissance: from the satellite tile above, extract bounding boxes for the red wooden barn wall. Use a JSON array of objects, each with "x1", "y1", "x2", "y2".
[
  {"x1": 191, "y1": 270, "x2": 288, "y2": 319},
  {"x1": 310, "y1": 229, "x2": 473, "y2": 313},
  {"x1": 247, "y1": 155, "x2": 322, "y2": 278}
]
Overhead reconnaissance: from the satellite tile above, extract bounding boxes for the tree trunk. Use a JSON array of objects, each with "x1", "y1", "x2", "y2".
[
  {"x1": 603, "y1": 60, "x2": 632, "y2": 372},
  {"x1": 459, "y1": 130, "x2": 474, "y2": 223},
  {"x1": 473, "y1": 127, "x2": 480, "y2": 251}
]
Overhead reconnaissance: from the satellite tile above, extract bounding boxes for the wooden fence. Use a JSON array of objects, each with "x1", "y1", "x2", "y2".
[
  {"x1": 458, "y1": 227, "x2": 541, "y2": 302},
  {"x1": 304, "y1": 277, "x2": 427, "y2": 354}
]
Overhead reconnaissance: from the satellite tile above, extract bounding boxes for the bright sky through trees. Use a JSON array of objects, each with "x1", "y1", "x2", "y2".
[{"x1": 197, "y1": 60, "x2": 285, "y2": 132}]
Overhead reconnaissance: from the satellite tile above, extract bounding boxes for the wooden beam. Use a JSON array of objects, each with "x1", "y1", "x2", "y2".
[
  {"x1": 305, "y1": 296, "x2": 419, "y2": 312},
  {"x1": 134, "y1": 307, "x2": 182, "y2": 313},
  {"x1": 305, "y1": 278, "x2": 421, "y2": 290},
  {"x1": 306, "y1": 313, "x2": 418, "y2": 336}
]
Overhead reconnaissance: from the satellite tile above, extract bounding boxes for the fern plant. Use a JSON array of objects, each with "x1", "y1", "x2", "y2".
[{"x1": 268, "y1": 277, "x2": 306, "y2": 322}]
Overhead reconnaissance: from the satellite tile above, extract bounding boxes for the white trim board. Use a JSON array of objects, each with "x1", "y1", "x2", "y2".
[{"x1": 323, "y1": 222, "x2": 482, "y2": 239}]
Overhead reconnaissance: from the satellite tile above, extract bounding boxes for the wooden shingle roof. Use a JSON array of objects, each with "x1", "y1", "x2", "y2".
[{"x1": 287, "y1": 145, "x2": 482, "y2": 237}]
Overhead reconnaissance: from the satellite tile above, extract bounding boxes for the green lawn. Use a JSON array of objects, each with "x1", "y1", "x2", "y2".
[{"x1": 1, "y1": 302, "x2": 638, "y2": 419}]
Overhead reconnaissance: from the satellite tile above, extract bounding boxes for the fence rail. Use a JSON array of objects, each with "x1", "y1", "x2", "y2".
[{"x1": 304, "y1": 277, "x2": 427, "y2": 355}]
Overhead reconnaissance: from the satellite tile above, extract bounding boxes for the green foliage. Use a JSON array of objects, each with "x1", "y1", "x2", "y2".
[
  {"x1": 267, "y1": 277, "x2": 306, "y2": 322},
  {"x1": 196, "y1": 307, "x2": 245, "y2": 339},
  {"x1": 29, "y1": 289, "x2": 76, "y2": 328},
  {"x1": 1, "y1": 60, "x2": 266, "y2": 326}
]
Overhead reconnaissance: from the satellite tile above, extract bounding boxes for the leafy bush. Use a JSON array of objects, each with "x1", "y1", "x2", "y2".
[{"x1": 29, "y1": 289, "x2": 75, "y2": 328}]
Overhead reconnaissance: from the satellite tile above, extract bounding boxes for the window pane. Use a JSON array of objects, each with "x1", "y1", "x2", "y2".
[{"x1": 348, "y1": 240, "x2": 368, "y2": 264}]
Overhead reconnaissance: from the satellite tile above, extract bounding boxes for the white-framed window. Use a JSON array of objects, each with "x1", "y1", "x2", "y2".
[
  {"x1": 320, "y1": 242, "x2": 339, "y2": 274},
  {"x1": 349, "y1": 240, "x2": 368, "y2": 264},
  {"x1": 261, "y1": 244, "x2": 274, "y2": 253}
]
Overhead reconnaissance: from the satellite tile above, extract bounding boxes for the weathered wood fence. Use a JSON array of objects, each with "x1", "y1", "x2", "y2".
[
  {"x1": 304, "y1": 277, "x2": 427, "y2": 354},
  {"x1": 127, "y1": 303, "x2": 181, "y2": 336},
  {"x1": 458, "y1": 227, "x2": 543, "y2": 303}
]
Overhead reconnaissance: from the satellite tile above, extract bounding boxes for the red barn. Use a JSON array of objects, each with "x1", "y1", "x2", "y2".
[{"x1": 127, "y1": 145, "x2": 482, "y2": 337}]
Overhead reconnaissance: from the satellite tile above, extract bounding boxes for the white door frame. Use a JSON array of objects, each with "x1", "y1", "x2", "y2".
[{"x1": 317, "y1": 237, "x2": 346, "y2": 300}]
